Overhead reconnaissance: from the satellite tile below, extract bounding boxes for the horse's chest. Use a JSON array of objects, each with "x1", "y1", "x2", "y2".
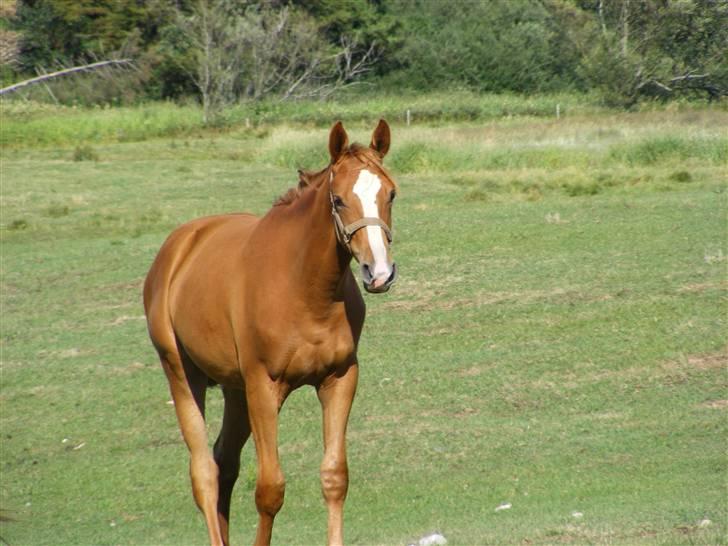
[{"x1": 284, "y1": 325, "x2": 355, "y2": 384}]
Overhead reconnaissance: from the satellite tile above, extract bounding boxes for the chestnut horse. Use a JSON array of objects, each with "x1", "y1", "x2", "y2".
[{"x1": 143, "y1": 120, "x2": 397, "y2": 546}]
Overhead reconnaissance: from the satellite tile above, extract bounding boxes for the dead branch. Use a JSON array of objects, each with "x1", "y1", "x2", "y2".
[
  {"x1": 0, "y1": 59, "x2": 133, "y2": 96},
  {"x1": 281, "y1": 36, "x2": 377, "y2": 101},
  {"x1": 636, "y1": 70, "x2": 725, "y2": 100}
]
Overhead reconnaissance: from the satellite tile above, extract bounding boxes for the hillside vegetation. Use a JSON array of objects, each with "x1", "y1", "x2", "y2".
[{"x1": 2, "y1": 0, "x2": 726, "y2": 112}]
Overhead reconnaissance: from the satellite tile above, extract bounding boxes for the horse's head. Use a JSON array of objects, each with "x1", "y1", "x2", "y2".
[{"x1": 327, "y1": 120, "x2": 397, "y2": 294}]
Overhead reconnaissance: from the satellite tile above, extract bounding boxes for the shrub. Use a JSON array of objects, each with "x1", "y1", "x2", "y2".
[
  {"x1": 72, "y1": 145, "x2": 98, "y2": 162},
  {"x1": 563, "y1": 182, "x2": 601, "y2": 197},
  {"x1": 669, "y1": 170, "x2": 693, "y2": 183}
]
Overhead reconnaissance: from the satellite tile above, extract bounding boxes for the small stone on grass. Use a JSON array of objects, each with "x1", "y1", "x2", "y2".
[{"x1": 414, "y1": 533, "x2": 447, "y2": 546}]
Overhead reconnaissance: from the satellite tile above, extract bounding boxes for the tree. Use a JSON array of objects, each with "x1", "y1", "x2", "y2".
[
  {"x1": 292, "y1": 0, "x2": 401, "y2": 77},
  {"x1": 577, "y1": 0, "x2": 728, "y2": 104},
  {"x1": 383, "y1": 0, "x2": 583, "y2": 93},
  {"x1": 171, "y1": 0, "x2": 244, "y2": 123},
  {"x1": 12, "y1": 0, "x2": 163, "y2": 69},
  {"x1": 167, "y1": 0, "x2": 378, "y2": 122}
]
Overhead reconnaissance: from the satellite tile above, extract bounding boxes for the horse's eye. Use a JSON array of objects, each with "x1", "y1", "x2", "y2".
[
  {"x1": 389, "y1": 190, "x2": 397, "y2": 202},
  {"x1": 333, "y1": 195, "x2": 345, "y2": 208}
]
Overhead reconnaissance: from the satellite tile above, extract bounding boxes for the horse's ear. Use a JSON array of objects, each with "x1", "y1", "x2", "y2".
[
  {"x1": 297, "y1": 169, "x2": 310, "y2": 188},
  {"x1": 370, "y1": 119, "x2": 391, "y2": 158},
  {"x1": 329, "y1": 121, "x2": 349, "y2": 163}
]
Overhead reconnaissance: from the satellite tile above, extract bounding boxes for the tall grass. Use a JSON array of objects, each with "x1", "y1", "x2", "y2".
[
  {"x1": 244, "y1": 90, "x2": 605, "y2": 126},
  {"x1": 5, "y1": 91, "x2": 727, "y2": 151},
  {"x1": 2, "y1": 91, "x2": 604, "y2": 148},
  {"x1": 0, "y1": 101, "x2": 203, "y2": 147},
  {"x1": 609, "y1": 136, "x2": 728, "y2": 165}
]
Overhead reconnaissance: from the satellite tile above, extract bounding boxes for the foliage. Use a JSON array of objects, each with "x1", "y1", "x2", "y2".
[
  {"x1": 156, "y1": 0, "x2": 380, "y2": 122},
  {"x1": 3, "y1": 1, "x2": 727, "y2": 105},
  {"x1": 292, "y1": 0, "x2": 401, "y2": 76},
  {"x1": 11, "y1": 0, "x2": 162, "y2": 69},
  {"x1": 169, "y1": 0, "x2": 248, "y2": 124},
  {"x1": 385, "y1": 0, "x2": 584, "y2": 93},
  {"x1": 577, "y1": 0, "x2": 728, "y2": 105}
]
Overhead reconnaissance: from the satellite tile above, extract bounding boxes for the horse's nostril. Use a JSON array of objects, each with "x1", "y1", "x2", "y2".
[
  {"x1": 362, "y1": 263, "x2": 371, "y2": 277},
  {"x1": 387, "y1": 263, "x2": 397, "y2": 282}
]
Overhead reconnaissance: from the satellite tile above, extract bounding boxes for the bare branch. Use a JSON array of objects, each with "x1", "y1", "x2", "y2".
[{"x1": 0, "y1": 59, "x2": 132, "y2": 96}]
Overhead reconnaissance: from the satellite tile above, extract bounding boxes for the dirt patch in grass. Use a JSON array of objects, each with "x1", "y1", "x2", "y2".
[
  {"x1": 700, "y1": 399, "x2": 728, "y2": 409},
  {"x1": 111, "y1": 315, "x2": 146, "y2": 326},
  {"x1": 684, "y1": 351, "x2": 727, "y2": 371},
  {"x1": 678, "y1": 280, "x2": 728, "y2": 293},
  {"x1": 457, "y1": 366, "x2": 482, "y2": 377},
  {"x1": 382, "y1": 286, "x2": 616, "y2": 312},
  {"x1": 532, "y1": 349, "x2": 727, "y2": 396},
  {"x1": 108, "y1": 362, "x2": 150, "y2": 377}
]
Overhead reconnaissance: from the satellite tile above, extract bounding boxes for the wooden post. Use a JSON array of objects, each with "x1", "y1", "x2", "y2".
[{"x1": 406, "y1": 109, "x2": 411, "y2": 126}]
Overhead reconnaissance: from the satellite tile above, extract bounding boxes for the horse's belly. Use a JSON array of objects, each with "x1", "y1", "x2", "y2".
[
  {"x1": 172, "y1": 289, "x2": 244, "y2": 387},
  {"x1": 179, "y1": 334, "x2": 242, "y2": 387},
  {"x1": 166, "y1": 217, "x2": 254, "y2": 387}
]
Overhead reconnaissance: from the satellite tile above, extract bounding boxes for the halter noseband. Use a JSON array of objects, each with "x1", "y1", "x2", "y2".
[{"x1": 329, "y1": 170, "x2": 393, "y2": 250}]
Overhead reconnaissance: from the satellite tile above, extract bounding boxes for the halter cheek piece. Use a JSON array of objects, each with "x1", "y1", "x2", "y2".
[{"x1": 329, "y1": 170, "x2": 393, "y2": 250}]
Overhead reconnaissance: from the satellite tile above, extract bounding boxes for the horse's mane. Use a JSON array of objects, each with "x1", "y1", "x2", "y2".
[{"x1": 273, "y1": 143, "x2": 384, "y2": 207}]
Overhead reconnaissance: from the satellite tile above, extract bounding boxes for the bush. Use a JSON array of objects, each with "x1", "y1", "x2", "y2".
[
  {"x1": 385, "y1": 0, "x2": 583, "y2": 93},
  {"x1": 72, "y1": 145, "x2": 98, "y2": 161}
]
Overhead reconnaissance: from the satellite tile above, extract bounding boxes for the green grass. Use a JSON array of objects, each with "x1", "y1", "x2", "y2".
[
  {"x1": 1, "y1": 101, "x2": 727, "y2": 545},
  {"x1": 0, "y1": 91, "x2": 613, "y2": 148},
  {"x1": 0, "y1": 101, "x2": 205, "y2": 147}
]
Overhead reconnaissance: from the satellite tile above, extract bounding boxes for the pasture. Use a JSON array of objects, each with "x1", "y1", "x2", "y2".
[{"x1": 1, "y1": 98, "x2": 726, "y2": 545}]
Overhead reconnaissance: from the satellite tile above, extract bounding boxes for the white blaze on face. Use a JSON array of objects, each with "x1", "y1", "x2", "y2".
[{"x1": 352, "y1": 169, "x2": 392, "y2": 281}]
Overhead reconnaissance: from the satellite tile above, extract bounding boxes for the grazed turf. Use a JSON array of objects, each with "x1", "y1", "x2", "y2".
[{"x1": 1, "y1": 105, "x2": 726, "y2": 545}]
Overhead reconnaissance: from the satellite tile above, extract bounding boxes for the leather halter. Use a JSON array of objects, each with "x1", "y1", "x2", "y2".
[{"x1": 329, "y1": 171, "x2": 393, "y2": 250}]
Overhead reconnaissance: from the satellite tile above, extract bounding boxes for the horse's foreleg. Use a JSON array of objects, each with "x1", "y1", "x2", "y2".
[
  {"x1": 317, "y1": 363, "x2": 359, "y2": 546},
  {"x1": 160, "y1": 352, "x2": 224, "y2": 546},
  {"x1": 214, "y1": 387, "x2": 251, "y2": 546},
  {"x1": 246, "y1": 372, "x2": 287, "y2": 546}
]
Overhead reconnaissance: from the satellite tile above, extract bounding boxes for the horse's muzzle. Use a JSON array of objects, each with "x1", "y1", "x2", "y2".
[{"x1": 363, "y1": 263, "x2": 397, "y2": 294}]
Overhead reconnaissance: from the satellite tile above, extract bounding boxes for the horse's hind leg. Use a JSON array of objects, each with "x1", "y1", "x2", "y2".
[
  {"x1": 213, "y1": 386, "x2": 251, "y2": 545},
  {"x1": 159, "y1": 348, "x2": 224, "y2": 546}
]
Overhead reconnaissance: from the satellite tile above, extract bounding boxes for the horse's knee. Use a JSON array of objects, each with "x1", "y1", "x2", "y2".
[
  {"x1": 189, "y1": 456, "x2": 219, "y2": 508},
  {"x1": 255, "y1": 472, "x2": 285, "y2": 516},
  {"x1": 320, "y1": 459, "x2": 348, "y2": 503}
]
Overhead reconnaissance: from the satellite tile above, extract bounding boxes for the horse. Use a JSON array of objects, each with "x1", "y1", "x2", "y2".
[{"x1": 143, "y1": 120, "x2": 398, "y2": 546}]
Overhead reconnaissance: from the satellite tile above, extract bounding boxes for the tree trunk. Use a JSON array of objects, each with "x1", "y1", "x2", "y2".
[{"x1": 621, "y1": 0, "x2": 630, "y2": 57}]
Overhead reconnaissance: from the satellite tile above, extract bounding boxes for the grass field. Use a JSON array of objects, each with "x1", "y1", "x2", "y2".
[{"x1": 1, "y1": 97, "x2": 727, "y2": 545}]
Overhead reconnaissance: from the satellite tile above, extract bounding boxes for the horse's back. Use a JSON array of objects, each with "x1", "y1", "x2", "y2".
[
  {"x1": 144, "y1": 213, "x2": 258, "y2": 383},
  {"x1": 144, "y1": 213, "x2": 258, "y2": 306}
]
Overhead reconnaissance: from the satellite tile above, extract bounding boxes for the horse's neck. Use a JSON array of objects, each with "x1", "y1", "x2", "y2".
[{"x1": 281, "y1": 180, "x2": 350, "y2": 304}]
